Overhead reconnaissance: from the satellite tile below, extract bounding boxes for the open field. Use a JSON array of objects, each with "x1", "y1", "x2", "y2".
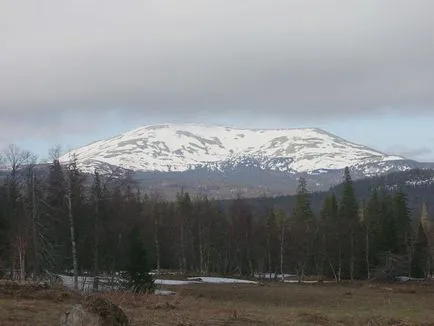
[{"x1": 1, "y1": 281, "x2": 434, "y2": 325}]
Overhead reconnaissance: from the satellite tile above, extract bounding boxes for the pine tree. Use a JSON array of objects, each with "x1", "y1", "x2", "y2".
[{"x1": 123, "y1": 226, "x2": 154, "y2": 293}]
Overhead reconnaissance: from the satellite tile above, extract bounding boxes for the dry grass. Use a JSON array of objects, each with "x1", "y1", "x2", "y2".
[
  {"x1": 1, "y1": 281, "x2": 434, "y2": 325},
  {"x1": 0, "y1": 281, "x2": 80, "y2": 326}
]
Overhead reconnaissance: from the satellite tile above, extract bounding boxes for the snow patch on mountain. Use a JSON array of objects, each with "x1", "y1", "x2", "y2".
[{"x1": 60, "y1": 123, "x2": 404, "y2": 174}]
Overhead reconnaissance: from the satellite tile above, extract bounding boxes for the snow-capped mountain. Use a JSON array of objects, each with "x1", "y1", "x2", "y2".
[
  {"x1": 60, "y1": 123, "x2": 404, "y2": 174},
  {"x1": 59, "y1": 123, "x2": 434, "y2": 198}
]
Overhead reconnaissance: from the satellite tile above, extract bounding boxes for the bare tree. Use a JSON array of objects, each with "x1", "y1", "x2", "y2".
[
  {"x1": 65, "y1": 155, "x2": 80, "y2": 290},
  {"x1": 3, "y1": 144, "x2": 32, "y2": 179},
  {"x1": 48, "y1": 145, "x2": 63, "y2": 162},
  {"x1": 2, "y1": 145, "x2": 35, "y2": 281},
  {"x1": 23, "y1": 154, "x2": 41, "y2": 278}
]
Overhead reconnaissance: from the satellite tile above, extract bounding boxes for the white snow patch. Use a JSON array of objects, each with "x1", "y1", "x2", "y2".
[
  {"x1": 284, "y1": 280, "x2": 336, "y2": 284},
  {"x1": 154, "y1": 289, "x2": 177, "y2": 296},
  {"x1": 254, "y1": 273, "x2": 296, "y2": 279},
  {"x1": 187, "y1": 277, "x2": 258, "y2": 284},
  {"x1": 154, "y1": 279, "x2": 199, "y2": 285}
]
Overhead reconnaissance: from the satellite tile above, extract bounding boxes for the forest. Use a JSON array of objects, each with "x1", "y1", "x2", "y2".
[{"x1": 0, "y1": 145, "x2": 433, "y2": 290}]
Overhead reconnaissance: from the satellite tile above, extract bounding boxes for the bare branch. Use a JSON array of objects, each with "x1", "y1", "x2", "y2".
[{"x1": 49, "y1": 145, "x2": 63, "y2": 162}]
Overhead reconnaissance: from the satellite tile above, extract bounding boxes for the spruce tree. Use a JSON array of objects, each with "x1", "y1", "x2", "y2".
[
  {"x1": 290, "y1": 178, "x2": 314, "y2": 280},
  {"x1": 364, "y1": 188, "x2": 381, "y2": 275},
  {"x1": 393, "y1": 191, "x2": 411, "y2": 256},
  {"x1": 45, "y1": 159, "x2": 68, "y2": 271},
  {"x1": 339, "y1": 167, "x2": 359, "y2": 280},
  {"x1": 320, "y1": 194, "x2": 338, "y2": 279},
  {"x1": 123, "y1": 226, "x2": 154, "y2": 293},
  {"x1": 373, "y1": 191, "x2": 395, "y2": 253}
]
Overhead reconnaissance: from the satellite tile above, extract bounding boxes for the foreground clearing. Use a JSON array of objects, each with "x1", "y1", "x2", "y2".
[{"x1": 1, "y1": 281, "x2": 434, "y2": 325}]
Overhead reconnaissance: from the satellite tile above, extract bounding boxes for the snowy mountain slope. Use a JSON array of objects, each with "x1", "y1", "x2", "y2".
[{"x1": 60, "y1": 123, "x2": 404, "y2": 174}]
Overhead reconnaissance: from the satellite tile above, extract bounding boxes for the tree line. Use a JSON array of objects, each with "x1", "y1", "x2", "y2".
[{"x1": 0, "y1": 145, "x2": 433, "y2": 289}]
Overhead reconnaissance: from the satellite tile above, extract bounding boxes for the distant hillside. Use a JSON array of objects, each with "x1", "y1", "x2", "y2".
[{"x1": 220, "y1": 168, "x2": 434, "y2": 219}]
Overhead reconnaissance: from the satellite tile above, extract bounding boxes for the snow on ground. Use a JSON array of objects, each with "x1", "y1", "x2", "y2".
[
  {"x1": 254, "y1": 273, "x2": 296, "y2": 279},
  {"x1": 54, "y1": 273, "x2": 432, "y2": 293},
  {"x1": 284, "y1": 280, "x2": 336, "y2": 284},
  {"x1": 395, "y1": 276, "x2": 427, "y2": 282},
  {"x1": 58, "y1": 274, "x2": 258, "y2": 295},
  {"x1": 187, "y1": 277, "x2": 258, "y2": 284},
  {"x1": 58, "y1": 275, "x2": 96, "y2": 292},
  {"x1": 154, "y1": 289, "x2": 176, "y2": 296},
  {"x1": 154, "y1": 279, "x2": 199, "y2": 285}
]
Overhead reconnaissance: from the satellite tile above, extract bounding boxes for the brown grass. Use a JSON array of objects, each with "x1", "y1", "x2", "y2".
[{"x1": 1, "y1": 281, "x2": 434, "y2": 325}]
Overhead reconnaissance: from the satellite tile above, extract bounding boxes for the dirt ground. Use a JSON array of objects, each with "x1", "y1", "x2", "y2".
[{"x1": 1, "y1": 281, "x2": 434, "y2": 325}]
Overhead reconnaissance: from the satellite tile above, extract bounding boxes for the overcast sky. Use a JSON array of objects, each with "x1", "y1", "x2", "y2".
[{"x1": 1, "y1": 0, "x2": 434, "y2": 161}]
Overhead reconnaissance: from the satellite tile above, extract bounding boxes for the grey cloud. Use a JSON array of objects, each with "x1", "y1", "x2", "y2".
[{"x1": 1, "y1": 0, "x2": 434, "y2": 137}]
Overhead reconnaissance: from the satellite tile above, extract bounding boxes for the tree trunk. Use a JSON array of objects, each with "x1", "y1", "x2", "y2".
[
  {"x1": 199, "y1": 224, "x2": 204, "y2": 275},
  {"x1": 17, "y1": 236, "x2": 26, "y2": 282},
  {"x1": 406, "y1": 234, "x2": 413, "y2": 277},
  {"x1": 267, "y1": 236, "x2": 272, "y2": 276},
  {"x1": 337, "y1": 240, "x2": 342, "y2": 283},
  {"x1": 205, "y1": 245, "x2": 210, "y2": 275},
  {"x1": 366, "y1": 229, "x2": 370, "y2": 280},
  {"x1": 237, "y1": 245, "x2": 242, "y2": 276},
  {"x1": 67, "y1": 188, "x2": 79, "y2": 290},
  {"x1": 31, "y1": 174, "x2": 39, "y2": 276},
  {"x1": 93, "y1": 198, "x2": 99, "y2": 292},
  {"x1": 224, "y1": 246, "x2": 230, "y2": 275},
  {"x1": 350, "y1": 231, "x2": 355, "y2": 281},
  {"x1": 154, "y1": 216, "x2": 161, "y2": 274},
  {"x1": 280, "y1": 222, "x2": 285, "y2": 282},
  {"x1": 247, "y1": 247, "x2": 253, "y2": 277},
  {"x1": 329, "y1": 261, "x2": 338, "y2": 283},
  {"x1": 180, "y1": 225, "x2": 186, "y2": 274},
  {"x1": 19, "y1": 249, "x2": 25, "y2": 282}
]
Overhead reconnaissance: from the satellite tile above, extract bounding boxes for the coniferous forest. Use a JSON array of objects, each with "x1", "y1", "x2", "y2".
[{"x1": 0, "y1": 145, "x2": 433, "y2": 287}]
